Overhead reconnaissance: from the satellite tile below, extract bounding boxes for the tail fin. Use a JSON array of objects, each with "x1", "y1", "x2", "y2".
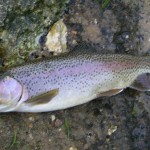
[{"x1": 130, "y1": 73, "x2": 150, "y2": 91}]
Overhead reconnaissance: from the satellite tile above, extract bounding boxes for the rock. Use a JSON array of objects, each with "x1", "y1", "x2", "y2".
[
  {"x1": 55, "y1": 119, "x2": 63, "y2": 127},
  {"x1": 0, "y1": 0, "x2": 69, "y2": 67},
  {"x1": 45, "y1": 19, "x2": 68, "y2": 55},
  {"x1": 108, "y1": 125, "x2": 117, "y2": 136},
  {"x1": 51, "y1": 115, "x2": 56, "y2": 122},
  {"x1": 69, "y1": 147, "x2": 78, "y2": 150}
]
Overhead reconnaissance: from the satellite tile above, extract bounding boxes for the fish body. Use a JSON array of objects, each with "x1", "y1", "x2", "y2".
[{"x1": 0, "y1": 52, "x2": 150, "y2": 112}]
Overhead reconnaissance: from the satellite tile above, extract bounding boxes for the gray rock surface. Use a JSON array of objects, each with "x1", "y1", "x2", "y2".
[{"x1": 0, "y1": 0, "x2": 69, "y2": 66}]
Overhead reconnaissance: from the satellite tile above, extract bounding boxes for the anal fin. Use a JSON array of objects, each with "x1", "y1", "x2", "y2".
[
  {"x1": 25, "y1": 88, "x2": 59, "y2": 105},
  {"x1": 99, "y1": 89, "x2": 123, "y2": 97}
]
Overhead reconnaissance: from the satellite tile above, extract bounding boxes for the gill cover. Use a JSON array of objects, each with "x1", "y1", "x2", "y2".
[{"x1": 0, "y1": 76, "x2": 23, "y2": 111}]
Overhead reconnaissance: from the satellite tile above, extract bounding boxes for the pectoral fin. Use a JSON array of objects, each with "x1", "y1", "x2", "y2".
[
  {"x1": 130, "y1": 73, "x2": 150, "y2": 91},
  {"x1": 99, "y1": 89, "x2": 123, "y2": 97},
  {"x1": 25, "y1": 88, "x2": 59, "y2": 105}
]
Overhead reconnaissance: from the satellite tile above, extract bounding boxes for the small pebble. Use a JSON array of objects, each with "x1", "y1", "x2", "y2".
[
  {"x1": 55, "y1": 119, "x2": 63, "y2": 127},
  {"x1": 108, "y1": 125, "x2": 117, "y2": 135},
  {"x1": 72, "y1": 40, "x2": 77, "y2": 45},
  {"x1": 94, "y1": 19, "x2": 98, "y2": 24},
  {"x1": 69, "y1": 147, "x2": 78, "y2": 150},
  {"x1": 49, "y1": 139, "x2": 52, "y2": 142},
  {"x1": 122, "y1": 31, "x2": 130, "y2": 39},
  {"x1": 51, "y1": 115, "x2": 56, "y2": 122},
  {"x1": 58, "y1": 128, "x2": 62, "y2": 132},
  {"x1": 28, "y1": 117, "x2": 34, "y2": 121},
  {"x1": 28, "y1": 123, "x2": 33, "y2": 129},
  {"x1": 72, "y1": 30, "x2": 77, "y2": 35},
  {"x1": 29, "y1": 133, "x2": 33, "y2": 140}
]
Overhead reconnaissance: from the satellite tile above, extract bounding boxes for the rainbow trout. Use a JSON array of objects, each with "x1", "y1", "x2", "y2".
[{"x1": 0, "y1": 52, "x2": 150, "y2": 112}]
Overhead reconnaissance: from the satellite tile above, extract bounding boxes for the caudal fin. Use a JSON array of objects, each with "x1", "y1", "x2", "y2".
[{"x1": 130, "y1": 73, "x2": 150, "y2": 91}]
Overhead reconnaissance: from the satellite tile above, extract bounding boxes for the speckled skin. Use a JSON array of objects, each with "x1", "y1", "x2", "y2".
[{"x1": 1, "y1": 52, "x2": 150, "y2": 112}]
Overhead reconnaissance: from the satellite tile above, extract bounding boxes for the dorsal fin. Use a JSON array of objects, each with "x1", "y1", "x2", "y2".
[{"x1": 130, "y1": 73, "x2": 150, "y2": 91}]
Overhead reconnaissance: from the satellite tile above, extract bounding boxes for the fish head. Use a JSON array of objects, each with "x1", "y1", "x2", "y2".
[{"x1": 0, "y1": 76, "x2": 23, "y2": 112}]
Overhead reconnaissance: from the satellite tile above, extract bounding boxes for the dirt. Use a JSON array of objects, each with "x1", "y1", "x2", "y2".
[{"x1": 0, "y1": 0, "x2": 150, "y2": 150}]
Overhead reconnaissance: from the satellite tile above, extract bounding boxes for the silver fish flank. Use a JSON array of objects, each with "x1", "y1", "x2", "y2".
[{"x1": 0, "y1": 52, "x2": 150, "y2": 112}]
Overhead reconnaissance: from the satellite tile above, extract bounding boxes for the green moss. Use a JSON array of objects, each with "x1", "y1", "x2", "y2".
[
  {"x1": 131, "y1": 107, "x2": 137, "y2": 117},
  {"x1": 9, "y1": 131, "x2": 19, "y2": 149},
  {"x1": 93, "y1": 0, "x2": 111, "y2": 10},
  {"x1": 101, "y1": 0, "x2": 111, "y2": 9},
  {"x1": 64, "y1": 118, "x2": 71, "y2": 138}
]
